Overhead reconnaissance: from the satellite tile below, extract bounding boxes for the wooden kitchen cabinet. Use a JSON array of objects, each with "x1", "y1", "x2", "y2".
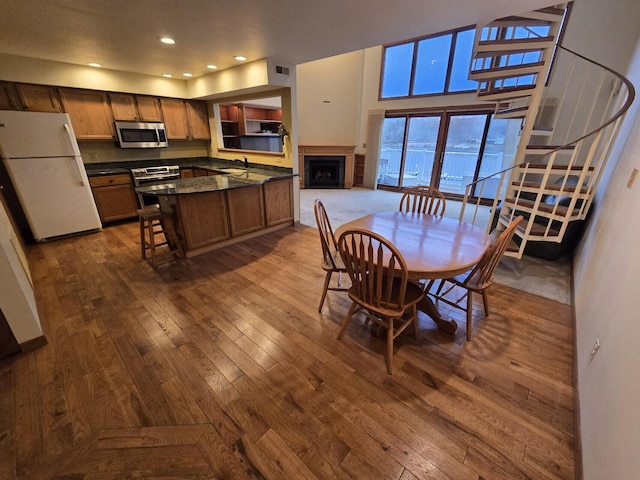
[
  {"x1": 177, "y1": 191, "x2": 230, "y2": 249},
  {"x1": 263, "y1": 178, "x2": 293, "y2": 226},
  {"x1": 161, "y1": 98, "x2": 210, "y2": 140},
  {"x1": 185, "y1": 100, "x2": 211, "y2": 139},
  {"x1": 0, "y1": 82, "x2": 19, "y2": 110},
  {"x1": 135, "y1": 96, "x2": 163, "y2": 122},
  {"x1": 59, "y1": 89, "x2": 115, "y2": 139},
  {"x1": 14, "y1": 84, "x2": 62, "y2": 113},
  {"x1": 227, "y1": 185, "x2": 265, "y2": 236},
  {"x1": 110, "y1": 93, "x2": 163, "y2": 122},
  {"x1": 89, "y1": 174, "x2": 139, "y2": 223},
  {"x1": 160, "y1": 98, "x2": 189, "y2": 139}
]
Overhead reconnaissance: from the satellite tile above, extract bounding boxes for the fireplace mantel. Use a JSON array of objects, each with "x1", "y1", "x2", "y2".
[{"x1": 298, "y1": 145, "x2": 355, "y2": 189}]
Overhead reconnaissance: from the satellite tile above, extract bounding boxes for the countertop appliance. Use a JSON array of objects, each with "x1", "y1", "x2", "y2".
[
  {"x1": 115, "y1": 121, "x2": 168, "y2": 149},
  {"x1": 0, "y1": 111, "x2": 102, "y2": 241},
  {"x1": 131, "y1": 165, "x2": 180, "y2": 206}
]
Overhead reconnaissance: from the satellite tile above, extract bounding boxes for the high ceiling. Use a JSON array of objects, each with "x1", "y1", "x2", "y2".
[{"x1": 0, "y1": 0, "x2": 556, "y2": 79}]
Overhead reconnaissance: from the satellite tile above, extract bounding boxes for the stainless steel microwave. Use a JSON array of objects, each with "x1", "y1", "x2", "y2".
[{"x1": 114, "y1": 121, "x2": 169, "y2": 148}]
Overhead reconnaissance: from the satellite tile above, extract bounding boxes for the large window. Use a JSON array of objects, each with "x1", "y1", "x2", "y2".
[
  {"x1": 380, "y1": 27, "x2": 477, "y2": 99},
  {"x1": 378, "y1": 109, "x2": 518, "y2": 199}
]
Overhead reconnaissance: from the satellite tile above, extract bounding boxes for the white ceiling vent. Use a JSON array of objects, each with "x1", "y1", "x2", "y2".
[{"x1": 275, "y1": 65, "x2": 290, "y2": 76}]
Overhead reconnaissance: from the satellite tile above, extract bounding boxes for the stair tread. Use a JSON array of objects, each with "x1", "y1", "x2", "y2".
[
  {"x1": 521, "y1": 163, "x2": 595, "y2": 171},
  {"x1": 503, "y1": 197, "x2": 583, "y2": 217},
  {"x1": 470, "y1": 61, "x2": 545, "y2": 79},
  {"x1": 514, "y1": 181, "x2": 589, "y2": 194},
  {"x1": 478, "y1": 35, "x2": 556, "y2": 47},
  {"x1": 478, "y1": 84, "x2": 537, "y2": 100},
  {"x1": 500, "y1": 214, "x2": 560, "y2": 237}
]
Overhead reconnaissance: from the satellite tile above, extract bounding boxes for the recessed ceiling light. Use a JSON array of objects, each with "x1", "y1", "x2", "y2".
[
  {"x1": 234, "y1": 55, "x2": 247, "y2": 61},
  {"x1": 162, "y1": 73, "x2": 172, "y2": 78},
  {"x1": 160, "y1": 37, "x2": 175, "y2": 45},
  {"x1": 88, "y1": 62, "x2": 101, "y2": 68},
  {"x1": 206, "y1": 64, "x2": 218, "y2": 70},
  {"x1": 182, "y1": 73, "x2": 193, "y2": 77}
]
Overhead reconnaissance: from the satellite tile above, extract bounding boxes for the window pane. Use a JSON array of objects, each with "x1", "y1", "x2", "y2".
[
  {"x1": 405, "y1": 117, "x2": 440, "y2": 187},
  {"x1": 476, "y1": 117, "x2": 519, "y2": 199},
  {"x1": 378, "y1": 117, "x2": 407, "y2": 187},
  {"x1": 439, "y1": 114, "x2": 487, "y2": 194},
  {"x1": 381, "y1": 43, "x2": 414, "y2": 98},
  {"x1": 449, "y1": 29, "x2": 477, "y2": 92},
  {"x1": 413, "y1": 35, "x2": 452, "y2": 95}
]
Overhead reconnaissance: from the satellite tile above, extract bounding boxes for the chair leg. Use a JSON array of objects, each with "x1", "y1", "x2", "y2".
[
  {"x1": 139, "y1": 217, "x2": 146, "y2": 260},
  {"x1": 148, "y1": 218, "x2": 157, "y2": 268},
  {"x1": 318, "y1": 271, "x2": 333, "y2": 312},
  {"x1": 466, "y1": 291, "x2": 473, "y2": 341},
  {"x1": 386, "y1": 318, "x2": 394, "y2": 374},
  {"x1": 411, "y1": 305, "x2": 419, "y2": 341},
  {"x1": 337, "y1": 302, "x2": 358, "y2": 340},
  {"x1": 481, "y1": 289, "x2": 489, "y2": 316}
]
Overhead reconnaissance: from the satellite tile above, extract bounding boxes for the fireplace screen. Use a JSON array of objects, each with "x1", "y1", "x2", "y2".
[{"x1": 304, "y1": 156, "x2": 346, "y2": 188}]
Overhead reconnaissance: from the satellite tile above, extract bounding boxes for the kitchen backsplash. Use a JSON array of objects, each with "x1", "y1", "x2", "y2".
[{"x1": 78, "y1": 139, "x2": 210, "y2": 164}]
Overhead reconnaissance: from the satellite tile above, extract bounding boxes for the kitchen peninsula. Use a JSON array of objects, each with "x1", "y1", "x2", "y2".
[{"x1": 135, "y1": 164, "x2": 296, "y2": 258}]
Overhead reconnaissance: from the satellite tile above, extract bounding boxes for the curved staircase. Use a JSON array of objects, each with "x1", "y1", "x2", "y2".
[{"x1": 461, "y1": 4, "x2": 635, "y2": 258}]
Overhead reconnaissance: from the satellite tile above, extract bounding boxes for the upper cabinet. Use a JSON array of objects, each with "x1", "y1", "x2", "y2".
[
  {"x1": 0, "y1": 81, "x2": 209, "y2": 143},
  {"x1": 0, "y1": 82, "x2": 62, "y2": 113},
  {"x1": 110, "y1": 93, "x2": 163, "y2": 122},
  {"x1": 161, "y1": 98, "x2": 210, "y2": 140},
  {"x1": 160, "y1": 98, "x2": 190, "y2": 140},
  {"x1": 0, "y1": 83, "x2": 19, "y2": 110},
  {"x1": 14, "y1": 84, "x2": 62, "y2": 113},
  {"x1": 136, "y1": 96, "x2": 163, "y2": 122},
  {"x1": 185, "y1": 100, "x2": 210, "y2": 140},
  {"x1": 59, "y1": 89, "x2": 115, "y2": 140}
]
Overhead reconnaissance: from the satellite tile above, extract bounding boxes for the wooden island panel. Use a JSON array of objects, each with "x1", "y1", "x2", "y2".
[
  {"x1": 177, "y1": 191, "x2": 230, "y2": 249},
  {"x1": 227, "y1": 185, "x2": 265, "y2": 236},
  {"x1": 264, "y1": 178, "x2": 293, "y2": 226},
  {"x1": 153, "y1": 176, "x2": 295, "y2": 258}
]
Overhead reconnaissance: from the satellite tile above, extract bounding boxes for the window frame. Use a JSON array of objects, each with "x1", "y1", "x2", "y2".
[{"x1": 379, "y1": 25, "x2": 477, "y2": 100}]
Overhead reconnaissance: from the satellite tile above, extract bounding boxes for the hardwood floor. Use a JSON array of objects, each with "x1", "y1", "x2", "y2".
[{"x1": 0, "y1": 221, "x2": 575, "y2": 479}]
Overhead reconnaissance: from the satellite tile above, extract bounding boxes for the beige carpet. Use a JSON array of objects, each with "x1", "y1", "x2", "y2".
[{"x1": 299, "y1": 187, "x2": 572, "y2": 305}]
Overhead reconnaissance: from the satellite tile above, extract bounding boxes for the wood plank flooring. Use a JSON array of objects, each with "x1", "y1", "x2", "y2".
[{"x1": 0, "y1": 221, "x2": 575, "y2": 479}]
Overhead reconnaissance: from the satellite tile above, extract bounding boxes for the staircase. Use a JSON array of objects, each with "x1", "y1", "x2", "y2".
[{"x1": 460, "y1": 4, "x2": 635, "y2": 258}]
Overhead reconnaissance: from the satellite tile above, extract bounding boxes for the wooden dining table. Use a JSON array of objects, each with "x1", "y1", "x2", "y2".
[{"x1": 335, "y1": 211, "x2": 491, "y2": 334}]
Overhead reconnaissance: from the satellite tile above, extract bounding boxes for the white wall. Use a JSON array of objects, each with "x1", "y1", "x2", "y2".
[
  {"x1": 296, "y1": 51, "x2": 365, "y2": 147},
  {"x1": 567, "y1": 0, "x2": 640, "y2": 479}
]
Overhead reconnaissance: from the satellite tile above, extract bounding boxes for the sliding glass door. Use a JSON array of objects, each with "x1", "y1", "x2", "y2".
[{"x1": 378, "y1": 109, "x2": 513, "y2": 199}]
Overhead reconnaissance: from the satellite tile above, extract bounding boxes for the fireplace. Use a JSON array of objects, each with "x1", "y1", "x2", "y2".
[
  {"x1": 298, "y1": 145, "x2": 355, "y2": 189},
  {"x1": 304, "y1": 156, "x2": 345, "y2": 188}
]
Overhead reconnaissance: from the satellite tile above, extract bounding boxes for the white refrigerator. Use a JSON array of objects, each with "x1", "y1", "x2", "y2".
[{"x1": 0, "y1": 111, "x2": 102, "y2": 241}]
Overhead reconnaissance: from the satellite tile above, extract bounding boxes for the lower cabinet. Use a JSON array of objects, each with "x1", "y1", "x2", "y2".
[
  {"x1": 177, "y1": 191, "x2": 230, "y2": 249},
  {"x1": 227, "y1": 185, "x2": 265, "y2": 236},
  {"x1": 89, "y1": 174, "x2": 139, "y2": 223},
  {"x1": 264, "y1": 178, "x2": 293, "y2": 226}
]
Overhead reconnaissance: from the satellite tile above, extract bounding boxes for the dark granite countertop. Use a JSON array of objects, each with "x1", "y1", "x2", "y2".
[
  {"x1": 134, "y1": 165, "x2": 296, "y2": 196},
  {"x1": 83, "y1": 157, "x2": 293, "y2": 177}
]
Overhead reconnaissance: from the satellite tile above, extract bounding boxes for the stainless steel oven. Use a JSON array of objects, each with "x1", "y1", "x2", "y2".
[{"x1": 131, "y1": 165, "x2": 180, "y2": 206}]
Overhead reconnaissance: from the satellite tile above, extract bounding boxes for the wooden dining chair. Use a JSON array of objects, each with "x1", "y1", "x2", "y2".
[
  {"x1": 399, "y1": 185, "x2": 446, "y2": 216},
  {"x1": 314, "y1": 199, "x2": 349, "y2": 311},
  {"x1": 337, "y1": 228, "x2": 425, "y2": 374},
  {"x1": 431, "y1": 216, "x2": 523, "y2": 340}
]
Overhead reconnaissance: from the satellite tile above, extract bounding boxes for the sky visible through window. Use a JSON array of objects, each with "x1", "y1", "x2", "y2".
[{"x1": 381, "y1": 28, "x2": 477, "y2": 98}]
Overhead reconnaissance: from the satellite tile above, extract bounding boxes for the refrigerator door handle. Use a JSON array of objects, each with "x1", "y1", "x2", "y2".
[
  {"x1": 63, "y1": 124, "x2": 85, "y2": 186},
  {"x1": 67, "y1": 157, "x2": 85, "y2": 187}
]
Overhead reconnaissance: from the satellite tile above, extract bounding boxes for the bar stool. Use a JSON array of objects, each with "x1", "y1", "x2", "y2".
[{"x1": 138, "y1": 204, "x2": 169, "y2": 268}]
